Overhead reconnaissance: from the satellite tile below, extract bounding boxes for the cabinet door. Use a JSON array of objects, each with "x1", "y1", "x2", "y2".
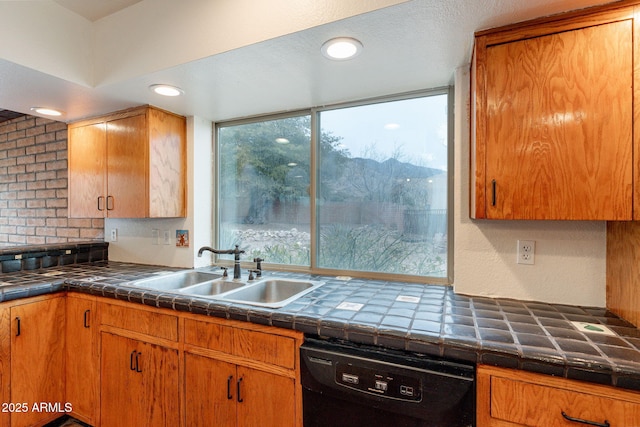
[
  {"x1": 0, "y1": 307, "x2": 9, "y2": 427},
  {"x1": 106, "y1": 114, "x2": 148, "y2": 218},
  {"x1": 101, "y1": 332, "x2": 179, "y2": 427},
  {"x1": 68, "y1": 123, "x2": 107, "y2": 218},
  {"x1": 483, "y1": 19, "x2": 632, "y2": 219},
  {"x1": 65, "y1": 296, "x2": 98, "y2": 425},
  {"x1": 184, "y1": 353, "x2": 236, "y2": 427},
  {"x1": 237, "y1": 366, "x2": 296, "y2": 427},
  {"x1": 148, "y1": 108, "x2": 186, "y2": 218},
  {"x1": 11, "y1": 297, "x2": 66, "y2": 427},
  {"x1": 478, "y1": 365, "x2": 640, "y2": 426}
]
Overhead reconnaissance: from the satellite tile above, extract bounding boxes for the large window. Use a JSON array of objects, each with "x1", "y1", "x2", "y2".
[{"x1": 216, "y1": 89, "x2": 451, "y2": 282}]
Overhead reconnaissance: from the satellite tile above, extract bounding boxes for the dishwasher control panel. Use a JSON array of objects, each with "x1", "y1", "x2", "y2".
[{"x1": 335, "y1": 362, "x2": 421, "y2": 401}]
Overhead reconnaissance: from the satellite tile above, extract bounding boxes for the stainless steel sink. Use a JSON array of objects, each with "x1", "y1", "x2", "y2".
[
  {"x1": 180, "y1": 280, "x2": 245, "y2": 296},
  {"x1": 126, "y1": 270, "x2": 323, "y2": 309},
  {"x1": 218, "y1": 278, "x2": 324, "y2": 308},
  {"x1": 129, "y1": 270, "x2": 223, "y2": 291}
]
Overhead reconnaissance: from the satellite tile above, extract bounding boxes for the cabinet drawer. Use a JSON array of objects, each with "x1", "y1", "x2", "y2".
[
  {"x1": 100, "y1": 303, "x2": 178, "y2": 341},
  {"x1": 487, "y1": 370, "x2": 640, "y2": 426},
  {"x1": 234, "y1": 329, "x2": 296, "y2": 370},
  {"x1": 184, "y1": 318, "x2": 233, "y2": 354}
]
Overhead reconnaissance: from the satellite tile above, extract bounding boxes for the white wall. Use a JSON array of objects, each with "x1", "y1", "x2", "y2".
[
  {"x1": 106, "y1": 116, "x2": 214, "y2": 268},
  {"x1": 452, "y1": 66, "x2": 606, "y2": 307}
]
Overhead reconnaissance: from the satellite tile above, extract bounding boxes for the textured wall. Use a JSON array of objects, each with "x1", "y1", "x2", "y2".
[
  {"x1": 0, "y1": 114, "x2": 104, "y2": 245},
  {"x1": 453, "y1": 67, "x2": 606, "y2": 307}
]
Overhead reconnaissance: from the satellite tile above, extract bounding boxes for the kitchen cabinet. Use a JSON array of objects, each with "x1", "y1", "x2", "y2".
[
  {"x1": 100, "y1": 332, "x2": 179, "y2": 427},
  {"x1": 470, "y1": 4, "x2": 637, "y2": 220},
  {"x1": 68, "y1": 105, "x2": 187, "y2": 218},
  {"x1": 10, "y1": 296, "x2": 65, "y2": 427},
  {"x1": 477, "y1": 365, "x2": 640, "y2": 426},
  {"x1": 183, "y1": 317, "x2": 302, "y2": 427},
  {"x1": 0, "y1": 306, "x2": 8, "y2": 427},
  {"x1": 65, "y1": 294, "x2": 98, "y2": 426},
  {"x1": 98, "y1": 301, "x2": 180, "y2": 427}
]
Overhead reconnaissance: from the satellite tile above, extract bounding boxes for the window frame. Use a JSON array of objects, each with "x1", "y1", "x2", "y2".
[{"x1": 214, "y1": 87, "x2": 454, "y2": 284}]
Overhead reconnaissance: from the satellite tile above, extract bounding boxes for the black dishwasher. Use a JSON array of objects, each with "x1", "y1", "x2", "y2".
[{"x1": 301, "y1": 337, "x2": 475, "y2": 427}]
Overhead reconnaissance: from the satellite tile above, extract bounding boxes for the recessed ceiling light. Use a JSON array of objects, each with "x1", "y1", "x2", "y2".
[
  {"x1": 321, "y1": 37, "x2": 363, "y2": 60},
  {"x1": 275, "y1": 137, "x2": 290, "y2": 144},
  {"x1": 30, "y1": 107, "x2": 63, "y2": 117},
  {"x1": 149, "y1": 84, "x2": 184, "y2": 97}
]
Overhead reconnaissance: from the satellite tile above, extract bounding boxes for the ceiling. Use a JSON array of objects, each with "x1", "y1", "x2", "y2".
[
  {"x1": 0, "y1": 0, "x2": 616, "y2": 124},
  {"x1": 53, "y1": 0, "x2": 143, "y2": 21}
]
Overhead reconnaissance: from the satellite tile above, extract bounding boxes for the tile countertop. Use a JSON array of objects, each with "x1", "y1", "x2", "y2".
[{"x1": 3, "y1": 261, "x2": 640, "y2": 392}]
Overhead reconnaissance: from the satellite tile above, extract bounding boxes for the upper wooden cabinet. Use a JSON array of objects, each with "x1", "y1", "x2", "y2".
[
  {"x1": 471, "y1": 4, "x2": 638, "y2": 220},
  {"x1": 68, "y1": 105, "x2": 187, "y2": 218}
]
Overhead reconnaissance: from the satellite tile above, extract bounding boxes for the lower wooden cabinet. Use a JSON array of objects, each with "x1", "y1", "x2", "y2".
[
  {"x1": 10, "y1": 296, "x2": 66, "y2": 427},
  {"x1": 100, "y1": 332, "x2": 179, "y2": 427},
  {"x1": 184, "y1": 353, "x2": 296, "y2": 427},
  {"x1": 0, "y1": 294, "x2": 305, "y2": 427},
  {"x1": 65, "y1": 294, "x2": 98, "y2": 426},
  {"x1": 477, "y1": 365, "x2": 640, "y2": 426}
]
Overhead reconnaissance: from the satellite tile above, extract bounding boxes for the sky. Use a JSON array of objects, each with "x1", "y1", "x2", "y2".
[{"x1": 319, "y1": 93, "x2": 449, "y2": 171}]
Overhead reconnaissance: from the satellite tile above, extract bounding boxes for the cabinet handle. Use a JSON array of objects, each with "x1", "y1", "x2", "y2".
[
  {"x1": 227, "y1": 376, "x2": 233, "y2": 400},
  {"x1": 106, "y1": 195, "x2": 114, "y2": 211},
  {"x1": 83, "y1": 309, "x2": 90, "y2": 328},
  {"x1": 561, "y1": 411, "x2": 610, "y2": 427},
  {"x1": 491, "y1": 179, "x2": 497, "y2": 206},
  {"x1": 97, "y1": 196, "x2": 105, "y2": 212},
  {"x1": 15, "y1": 317, "x2": 20, "y2": 337},
  {"x1": 130, "y1": 350, "x2": 136, "y2": 371},
  {"x1": 135, "y1": 352, "x2": 142, "y2": 373},
  {"x1": 237, "y1": 377, "x2": 243, "y2": 403}
]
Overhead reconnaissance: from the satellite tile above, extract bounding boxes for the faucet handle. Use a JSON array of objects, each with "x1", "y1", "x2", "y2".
[
  {"x1": 220, "y1": 266, "x2": 228, "y2": 278},
  {"x1": 248, "y1": 269, "x2": 255, "y2": 281},
  {"x1": 253, "y1": 257, "x2": 264, "y2": 276}
]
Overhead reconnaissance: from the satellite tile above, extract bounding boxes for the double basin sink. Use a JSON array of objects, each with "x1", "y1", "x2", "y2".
[{"x1": 125, "y1": 270, "x2": 324, "y2": 309}]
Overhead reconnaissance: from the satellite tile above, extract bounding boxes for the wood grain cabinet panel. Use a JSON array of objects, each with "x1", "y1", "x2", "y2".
[
  {"x1": 478, "y1": 365, "x2": 640, "y2": 426},
  {"x1": 236, "y1": 365, "x2": 296, "y2": 427},
  {"x1": 184, "y1": 353, "x2": 237, "y2": 427},
  {"x1": 234, "y1": 328, "x2": 296, "y2": 370},
  {"x1": 68, "y1": 123, "x2": 107, "y2": 218},
  {"x1": 471, "y1": 5, "x2": 636, "y2": 220},
  {"x1": 65, "y1": 295, "x2": 99, "y2": 426},
  {"x1": 10, "y1": 297, "x2": 66, "y2": 427},
  {"x1": 100, "y1": 302, "x2": 179, "y2": 341},
  {"x1": 100, "y1": 332, "x2": 179, "y2": 427},
  {"x1": 183, "y1": 316, "x2": 303, "y2": 427},
  {"x1": 68, "y1": 105, "x2": 186, "y2": 218}
]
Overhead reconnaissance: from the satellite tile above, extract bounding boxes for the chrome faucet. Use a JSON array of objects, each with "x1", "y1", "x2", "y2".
[{"x1": 197, "y1": 245, "x2": 246, "y2": 279}]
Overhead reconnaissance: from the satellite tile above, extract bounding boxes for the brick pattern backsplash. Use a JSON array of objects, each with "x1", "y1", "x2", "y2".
[{"x1": 0, "y1": 114, "x2": 104, "y2": 245}]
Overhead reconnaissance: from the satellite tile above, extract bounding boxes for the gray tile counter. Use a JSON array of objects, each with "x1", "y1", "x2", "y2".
[{"x1": 3, "y1": 261, "x2": 640, "y2": 392}]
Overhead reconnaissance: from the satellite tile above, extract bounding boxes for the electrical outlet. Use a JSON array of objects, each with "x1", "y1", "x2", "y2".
[
  {"x1": 110, "y1": 229, "x2": 118, "y2": 242},
  {"x1": 163, "y1": 230, "x2": 171, "y2": 245},
  {"x1": 151, "y1": 229, "x2": 159, "y2": 245},
  {"x1": 517, "y1": 240, "x2": 535, "y2": 265}
]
